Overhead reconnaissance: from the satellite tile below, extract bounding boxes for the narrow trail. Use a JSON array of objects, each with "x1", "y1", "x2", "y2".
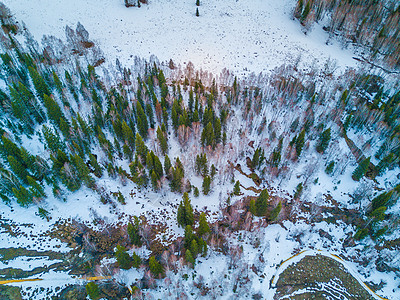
[{"x1": 269, "y1": 249, "x2": 389, "y2": 300}]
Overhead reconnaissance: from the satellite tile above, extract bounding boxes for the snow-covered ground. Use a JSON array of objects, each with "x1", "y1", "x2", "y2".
[
  {"x1": 1, "y1": 0, "x2": 399, "y2": 299},
  {"x1": 7, "y1": 0, "x2": 358, "y2": 76}
]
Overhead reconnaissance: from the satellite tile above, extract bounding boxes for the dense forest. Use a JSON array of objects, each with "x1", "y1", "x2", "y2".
[
  {"x1": 294, "y1": 0, "x2": 400, "y2": 69},
  {"x1": 0, "y1": 1, "x2": 399, "y2": 299}
]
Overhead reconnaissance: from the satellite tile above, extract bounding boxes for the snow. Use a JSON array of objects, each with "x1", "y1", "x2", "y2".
[
  {"x1": 0, "y1": 0, "x2": 398, "y2": 299},
  {"x1": 6, "y1": 0, "x2": 358, "y2": 77}
]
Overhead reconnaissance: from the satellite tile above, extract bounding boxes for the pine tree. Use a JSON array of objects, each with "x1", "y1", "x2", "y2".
[
  {"x1": 127, "y1": 216, "x2": 142, "y2": 246},
  {"x1": 196, "y1": 8, "x2": 200, "y2": 17},
  {"x1": 27, "y1": 176, "x2": 46, "y2": 199},
  {"x1": 177, "y1": 192, "x2": 194, "y2": 227},
  {"x1": 8, "y1": 155, "x2": 29, "y2": 184},
  {"x1": 164, "y1": 155, "x2": 172, "y2": 177},
  {"x1": 254, "y1": 189, "x2": 269, "y2": 216},
  {"x1": 190, "y1": 239, "x2": 199, "y2": 258},
  {"x1": 325, "y1": 161, "x2": 335, "y2": 175},
  {"x1": 316, "y1": 128, "x2": 331, "y2": 153},
  {"x1": 136, "y1": 102, "x2": 149, "y2": 139},
  {"x1": 86, "y1": 282, "x2": 100, "y2": 300},
  {"x1": 42, "y1": 125, "x2": 65, "y2": 153},
  {"x1": 122, "y1": 120, "x2": 135, "y2": 148},
  {"x1": 149, "y1": 256, "x2": 163, "y2": 277},
  {"x1": 233, "y1": 180, "x2": 240, "y2": 195},
  {"x1": 270, "y1": 201, "x2": 282, "y2": 221},
  {"x1": 370, "y1": 191, "x2": 393, "y2": 212},
  {"x1": 28, "y1": 66, "x2": 50, "y2": 100},
  {"x1": 156, "y1": 126, "x2": 168, "y2": 155},
  {"x1": 43, "y1": 94, "x2": 65, "y2": 128},
  {"x1": 295, "y1": 129, "x2": 306, "y2": 157},
  {"x1": 197, "y1": 212, "x2": 210, "y2": 236},
  {"x1": 12, "y1": 185, "x2": 33, "y2": 207},
  {"x1": 115, "y1": 245, "x2": 132, "y2": 270},
  {"x1": 135, "y1": 133, "x2": 148, "y2": 160},
  {"x1": 352, "y1": 157, "x2": 370, "y2": 181},
  {"x1": 196, "y1": 0, "x2": 200, "y2": 6},
  {"x1": 202, "y1": 175, "x2": 211, "y2": 195},
  {"x1": 193, "y1": 186, "x2": 199, "y2": 197},
  {"x1": 131, "y1": 252, "x2": 141, "y2": 268},
  {"x1": 72, "y1": 154, "x2": 94, "y2": 188},
  {"x1": 89, "y1": 153, "x2": 103, "y2": 178},
  {"x1": 185, "y1": 249, "x2": 195, "y2": 267}
]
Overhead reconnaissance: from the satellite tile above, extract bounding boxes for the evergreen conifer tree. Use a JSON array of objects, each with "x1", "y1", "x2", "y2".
[
  {"x1": 352, "y1": 157, "x2": 370, "y2": 181},
  {"x1": 202, "y1": 175, "x2": 211, "y2": 195},
  {"x1": 86, "y1": 282, "x2": 100, "y2": 300},
  {"x1": 197, "y1": 212, "x2": 210, "y2": 236},
  {"x1": 316, "y1": 128, "x2": 331, "y2": 153},
  {"x1": 149, "y1": 256, "x2": 163, "y2": 277},
  {"x1": 127, "y1": 216, "x2": 142, "y2": 246},
  {"x1": 233, "y1": 180, "x2": 240, "y2": 195},
  {"x1": 254, "y1": 189, "x2": 269, "y2": 216}
]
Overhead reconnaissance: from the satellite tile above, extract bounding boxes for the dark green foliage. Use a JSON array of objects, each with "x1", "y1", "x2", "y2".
[
  {"x1": 352, "y1": 157, "x2": 370, "y2": 181},
  {"x1": 251, "y1": 147, "x2": 264, "y2": 169},
  {"x1": 164, "y1": 155, "x2": 172, "y2": 177},
  {"x1": 89, "y1": 154, "x2": 103, "y2": 178},
  {"x1": 149, "y1": 256, "x2": 163, "y2": 277},
  {"x1": 354, "y1": 228, "x2": 369, "y2": 240},
  {"x1": 8, "y1": 155, "x2": 29, "y2": 184},
  {"x1": 197, "y1": 212, "x2": 210, "y2": 236},
  {"x1": 300, "y1": 1, "x2": 311, "y2": 23},
  {"x1": 295, "y1": 129, "x2": 306, "y2": 157},
  {"x1": 369, "y1": 206, "x2": 387, "y2": 223},
  {"x1": 201, "y1": 122, "x2": 215, "y2": 148},
  {"x1": 370, "y1": 191, "x2": 393, "y2": 212},
  {"x1": 116, "y1": 191, "x2": 126, "y2": 204},
  {"x1": 202, "y1": 175, "x2": 211, "y2": 195},
  {"x1": 193, "y1": 186, "x2": 199, "y2": 197},
  {"x1": 376, "y1": 153, "x2": 395, "y2": 176},
  {"x1": 71, "y1": 154, "x2": 94, "y2": 188},
  {"x1": 43, "y1": 94, "x2": 65, "y2": 128},
  {"x1": 115, "y1": 245, "x2": 132, "y2": 270},
  {"x1": 156, "y1": 126, "x2": 168, "y2": 155},
  {"x1": 177, "y1": 192, "x2": 194, "y2": 227},
  {"x1": 196, "y1": 0, "x2": 200, "y2": 6},
  {"x1": 129, "y1": 155, "x2": 148, "y2": 187},
  {"x1": 233, "y1": 180, "x2": 240, "y2": 195},
  {"x1": 122, "y1": 120, "x2": 135, "y2": 148},
  {"x1": 131, "y1": 252, "x2": 141, "y2": 268},
  {"x1": 316, "y1": 128, "x2": 331, "y2": 153},
  {"x1": 294, "y1": 183, "x2": 303, "y2": 199},
  {"x1": 210, "y1": 164, "x2": 216, "y2": 179},
  {"x1": 127, "y1": 216, "x2": 142, "y2": 246},
  {"x1": 185, "y1": 249, "x2": 195, "y2": 266},
  {"x1": 135, "y1": 133, "x2": 148, "y2": 160},
  {"x1": 12, "y1": 185, "x2": 33, "y2": 207},
  {"x1": 254, "y1": 189, "x2": 269, "y2": 216},
  {"x1": 170, "y1": 157, "x2": 185, "y2": 193},
  {"x1": 42, "y1": 125, "x2": 65, "y2": 153},
  {"x1": 28, "y1": 66, "x2": 50, "y2": 99},
  {"x1": 37, "y1": 207, "x2": 50, "y2": 221},
  {"x1": 270, "y1": 201, "x2": 282, "y2": 221},
  {"x1": 196, "y1": 8, "x2": 199, "y2": 17},
  {"x1": 27, "y1": 176, "x2": 45, "y2": 199},
  {"x1": 86, "y1": 282, "x2": 100, "y2": 300},
  {"x1": 195, "y1": 153, "x2": 208, "y2": 177},
  {"x1": 325, "y1": 161, "x2": 335, "y2": 175},
  {"x1": 136, "y1": 102, "x2": 148, "y2": 139}
]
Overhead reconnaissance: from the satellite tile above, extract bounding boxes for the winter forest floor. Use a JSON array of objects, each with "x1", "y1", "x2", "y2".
[{"x1": 0, "y1": 0, "x2": 399, "y2": 300}]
